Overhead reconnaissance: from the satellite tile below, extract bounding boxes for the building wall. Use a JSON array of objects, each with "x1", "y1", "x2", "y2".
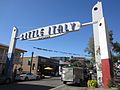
[
  {"x1": 0, "y1": 48, "x2": 7, "y2": 75},
  {"x1": 22, "y1": 57, "x2": 30, "y2": 72},
  {"x1": 22, "y1": 57, "x2": 38, "y2": 74},
  {"x1": 0, "y1": 49, "x2": 24, "y2": 64},
  {"x1": 0, "y1": 43, "x2": 26, "y2": 76},
  {"x1": 22, "y1": 56, "x2": 59, "y2": 76},
  {"x1": 0, "y1": 48, "x2": 7, "y2": 63}
]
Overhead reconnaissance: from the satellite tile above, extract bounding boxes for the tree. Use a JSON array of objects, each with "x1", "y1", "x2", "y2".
[
  {"x1": 70, "y1": 59, "x2": 87, "y2": 67},
  {"x1": 113, "y1": 42, "x2": 120, "y2": 55},
  {"x1": 85, "y1": 36, "x2": 95, "y2": 63},
  {"x1": 109, "y1": 31, "x2": 120, "y2": 61},
  {"x1": 85, "y1": 31, "x2": 120, "y2": 63},
  {"x1": 109, "y1": 30, "x2": 114, "y2": 44},
  {"x1": 112, "y1": 42, "x2": 120, "y2": 61}
]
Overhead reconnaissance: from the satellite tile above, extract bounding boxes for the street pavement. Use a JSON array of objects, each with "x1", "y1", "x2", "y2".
[{"x1": 0, "y1": 77, "x2": 119, "y2": 90}]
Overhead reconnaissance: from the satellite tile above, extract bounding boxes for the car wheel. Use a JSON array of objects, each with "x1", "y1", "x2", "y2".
[
  {"x1": 25, "y1": 77, "x2": 29, "y2": 81},
  {"x1": 36, "y1": 76, "x2": 40, "y2": 80},
  {"x1": 63, "y1": 81, "x2": 67, "y2": 84}
]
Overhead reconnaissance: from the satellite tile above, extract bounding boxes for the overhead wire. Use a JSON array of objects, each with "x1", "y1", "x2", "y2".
[{"x1": 33, "y1": 47, "x2": 82, "y2": 56}]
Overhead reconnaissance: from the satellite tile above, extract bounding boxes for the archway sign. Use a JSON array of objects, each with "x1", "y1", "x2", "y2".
[{"x1": 6, "y1": 1, "x2": 112, "y2": 88}]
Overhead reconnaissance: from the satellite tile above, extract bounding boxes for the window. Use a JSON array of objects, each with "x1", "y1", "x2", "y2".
[{"x1": 32, "y1": 63, "x2": 35, "y2": 70}]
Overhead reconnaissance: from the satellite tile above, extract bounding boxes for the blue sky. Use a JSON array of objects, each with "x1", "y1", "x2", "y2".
[{"x1": 0, "y1": 0, "x2": 120, "y2": 58}]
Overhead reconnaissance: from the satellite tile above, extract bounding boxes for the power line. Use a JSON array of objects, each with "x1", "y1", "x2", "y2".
[{"x1": 33, "y1": 47, "x2": 81, "y2": 56}]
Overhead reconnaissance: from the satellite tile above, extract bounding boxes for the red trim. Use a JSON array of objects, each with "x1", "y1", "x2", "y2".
[{"x1": 101, "y1": 58, "x2": 111, "y2": 88}]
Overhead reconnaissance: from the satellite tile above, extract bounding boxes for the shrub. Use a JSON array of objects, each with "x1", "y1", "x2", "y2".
[
  {"x1": 87, "y1": 80, "x2": 97, "y2": 88},
  {"x1": 107, "y1": 81, "x2": 113, "y2": 88},
  {"x1": 107, "y1": 80, "x2": 118, "y2": 88}
]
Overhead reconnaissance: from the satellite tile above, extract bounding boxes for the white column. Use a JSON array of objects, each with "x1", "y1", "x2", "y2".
[
  {"x1": 98, "y1": 17, "x2": 112, "y2": 88},
  {"x1": 5, "y1": 27, "x2": 18, "y2": 79},
  {"x1": 92, "y1": 1, "x2": 103, "y2": 87}
]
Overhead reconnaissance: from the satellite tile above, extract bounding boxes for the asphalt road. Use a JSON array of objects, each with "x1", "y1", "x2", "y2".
[
  {"x1": 0, "y1": 77, "x2": 61, "y2": 90},
  {"x1": 0, "y1": 77, "x2": 89, "y2": 90}
]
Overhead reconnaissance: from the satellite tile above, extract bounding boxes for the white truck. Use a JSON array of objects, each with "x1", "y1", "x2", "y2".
[{"x1": 61, "y1": 66, "x2": 85, "y2": 85}]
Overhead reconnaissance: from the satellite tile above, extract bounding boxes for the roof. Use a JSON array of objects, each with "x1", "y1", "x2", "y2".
[{"x1": 0, "y1": 43, "x2": 27, "y2": 52}]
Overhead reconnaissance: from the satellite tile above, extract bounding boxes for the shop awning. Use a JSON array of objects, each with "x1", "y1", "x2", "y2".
[{"x1": 44, "y1": 67, "x2": 53, "y2": 70}]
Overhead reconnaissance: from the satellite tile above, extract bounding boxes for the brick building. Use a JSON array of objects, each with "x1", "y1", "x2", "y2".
[{"x1": 22, "y1": 56, "x2": 59, "y2": 76}]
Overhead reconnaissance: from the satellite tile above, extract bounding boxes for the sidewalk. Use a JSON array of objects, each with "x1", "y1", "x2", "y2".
[{"x1": 87, "y1": 87, "x2": 119, "y2": 90}]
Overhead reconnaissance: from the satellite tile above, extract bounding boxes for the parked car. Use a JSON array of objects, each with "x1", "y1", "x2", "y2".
[{"x1": 15, "y1": 73, "x2": 40, "y2": 81}]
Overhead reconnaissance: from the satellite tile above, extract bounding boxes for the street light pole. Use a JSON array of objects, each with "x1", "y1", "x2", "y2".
[{"x1": 30, "y1": 52, "x2": 34, "y2": 73}]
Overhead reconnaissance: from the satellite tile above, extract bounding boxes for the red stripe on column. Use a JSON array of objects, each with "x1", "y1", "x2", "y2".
[{"x1": 101, "y1": 58, "x2": 111, "y2": 88}]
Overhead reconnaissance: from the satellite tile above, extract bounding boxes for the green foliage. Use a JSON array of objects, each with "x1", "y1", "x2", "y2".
[
  {"x1": 70, "y1": 59, "x2": 86, "y2": 67},
  {"x1": 87, "y1": 80, "x2": 97, "y2": 88},
  {"x1": 107, "y1": 82, "x2": 114, "y2": 88},
  {"x1": 107, "y1": 81, "x2": 117, "y2": 88},
  {"x1": 113, "y1": 42, "x2": 120, "y2": 55},
  {"x1": 109, "y1": 31, "x2": 120, "y2": 60},
  {"x1": 109, "y1": 30, "x2": 114, "y2": 44},
  {"x1": 85, "y1": 30, "x2": 120, "y2": 63},
  {"x1": 85, "y1": 36, "x2": 95, "y2": 63}
]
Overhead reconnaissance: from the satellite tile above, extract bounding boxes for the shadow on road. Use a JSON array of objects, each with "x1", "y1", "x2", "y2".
[
  {"x1": 66, "y1": 81, "x2": 87, "y2": 87},
  {"x1": 0, "y1": 83, "x2": 54, "y2": 90}
]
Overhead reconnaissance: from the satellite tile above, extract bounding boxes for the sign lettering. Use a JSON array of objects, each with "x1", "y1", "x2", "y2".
[{"x1": 19, "y1": 21, "x2": 80, "y2": 40}]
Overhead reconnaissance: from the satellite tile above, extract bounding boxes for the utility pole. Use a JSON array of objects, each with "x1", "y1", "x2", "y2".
[{"x1": 30, "y1": 52, "x2": 34, "y2": 73}]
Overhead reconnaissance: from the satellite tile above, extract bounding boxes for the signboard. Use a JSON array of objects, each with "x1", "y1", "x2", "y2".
[{"x1": 18, "y1": 21, "x2": 81, "y2": 40}]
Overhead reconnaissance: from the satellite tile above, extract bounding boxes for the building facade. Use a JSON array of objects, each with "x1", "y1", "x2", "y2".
[
  {"x1": 22, "y1": 56, "x2": 59, "y2": 76},
  {"x1": 0, "y1": 43, "x2": 27, "y2": 76},
  {"x1": 50, "y1": 57, "x2": 70, "y2": 75}
]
